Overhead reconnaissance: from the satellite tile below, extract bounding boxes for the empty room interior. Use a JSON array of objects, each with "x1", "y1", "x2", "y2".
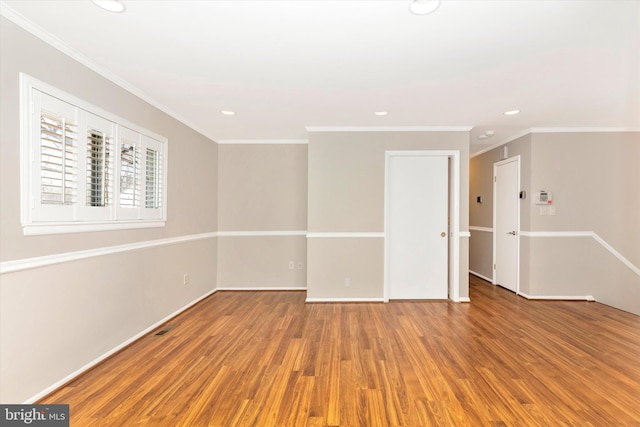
[{"x1": 1, "y1": 0, "x2": 639, "y2": 425}]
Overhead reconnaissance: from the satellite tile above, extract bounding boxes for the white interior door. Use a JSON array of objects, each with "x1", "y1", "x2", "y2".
[
  {"x1": 387, "y1": 154, "x2": 449, "y2": 299},
  {"x1": 494, "y1": 157, "x2": 520, "y2": 293}
]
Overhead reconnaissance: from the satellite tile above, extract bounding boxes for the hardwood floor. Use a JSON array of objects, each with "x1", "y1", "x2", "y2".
[{"x1": 41, "y1": 275, "x2": 640, "y2": 426}]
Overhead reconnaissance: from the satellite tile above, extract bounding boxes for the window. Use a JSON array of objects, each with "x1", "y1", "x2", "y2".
[
  {"x1": 20, "y1": 74, "x2": 168, "y2": 235},
  {"x1": 86, "y1": 128, "x2": 110, "y2": 207},
  {"x1": 40, "y1": 112, "x2": 78, "y2": 206},
  {"x1": 119, "y1": 141, "x2": 140, "y2": 209},
  {"x1": 145, "y1": 147, "x2": 162, "y2": 209}
]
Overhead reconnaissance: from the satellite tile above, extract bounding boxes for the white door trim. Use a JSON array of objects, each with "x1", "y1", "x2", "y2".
[
  {"x1": 383, "y1": 150, "x2": 461, "y2": 302},
  {"x1": 492, "y1": 155, "x2": 521, "y2": 293}
]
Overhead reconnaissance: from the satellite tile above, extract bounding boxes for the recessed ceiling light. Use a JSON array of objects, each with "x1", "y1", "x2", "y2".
[
  {"x1": 91, "y1": 0, "x2": 126, "y2": 13},
  {"x1": 409, "y1": 0, "x2": 441, "y2": 16},
  {"x1": 478, "y1": 134, "x2": 489, "y2": 140},
  {"x1": 221, "y1": 110, "x2": 236, "y2": 116},
  {"x1": 374, "y1": 111, "x2": 388, "y2": 116},
  {"x1": 504, "y1": 109, "x2": 521, "y2": 116}
]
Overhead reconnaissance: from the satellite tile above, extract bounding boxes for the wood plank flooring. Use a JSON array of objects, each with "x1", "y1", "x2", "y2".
[{"x1": 41, "y1": 275, "x2": 640, "y2": 426}]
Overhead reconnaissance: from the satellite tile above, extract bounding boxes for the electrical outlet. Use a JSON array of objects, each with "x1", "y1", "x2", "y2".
[
  {"x1": 183, "y1": 273, "x2": 189, "y2": 285},
  {"x1": 288, "y1": 261, "x2": 295, "y2": 270},
  {"x1": 297, "y1": 262, "x2": 303, "y2": 269},
  {"x1": 344, "y1": 277, "x2": 351, "y2": 287}
]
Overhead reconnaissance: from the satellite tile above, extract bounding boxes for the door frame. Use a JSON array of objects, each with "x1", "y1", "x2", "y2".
[
  {"x1": 383, "y1": 150, "x2": 461, "y2": 302},
  {"x1": 492, "y1": 155, "x2": 520, "y2": 293}
]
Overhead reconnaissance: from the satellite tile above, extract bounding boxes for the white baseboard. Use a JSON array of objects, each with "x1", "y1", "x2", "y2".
[
  {"x1": 306, "y1": 297, "x2": 468, "y2": 303},
  {"x1": 306, "y1": 297, "x2": 385, "y2": 303},
  {"x1": 23, "y1": 288, "x2": 218, "y2": 404},
  {"x1": 469, "y1": 226, "x2": 494, "y2": 233},
  {"x1": 216, "y1": 285, "x2": 306, "y2": 291},
  {"x1": 469, "y1": 270, "x2": 493, "y2": 283},
  {"x1": 518, "y1": 292, "x2": 596, "y2": 302}
]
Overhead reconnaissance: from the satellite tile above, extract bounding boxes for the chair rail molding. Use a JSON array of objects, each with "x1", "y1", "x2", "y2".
[{"x1": 520, "y1": 231, "x2": 640, "y2": 278}]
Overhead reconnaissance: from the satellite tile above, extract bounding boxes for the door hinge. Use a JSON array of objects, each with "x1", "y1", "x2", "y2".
[
  {"x1": 494, "y1": 176, "x2": 497, "y2": 182},
  {"x1": 493, "y1": 263, "x2": 496, "y2": 270}
]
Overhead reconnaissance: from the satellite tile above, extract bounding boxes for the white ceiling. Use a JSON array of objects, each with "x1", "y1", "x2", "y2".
[{"x1": 2, "y1": 0, "x2": 639, "y2": 153}]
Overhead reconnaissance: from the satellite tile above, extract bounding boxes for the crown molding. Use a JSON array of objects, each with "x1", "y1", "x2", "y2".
[
  {"x1": 306, "y1": 126, "x2": 473, "y2": 132},
  {"x1": 470, "y1": 126, "x2": 640, "y2": 159},
  {"x1": 470, "y1": 129, "x2": 532, "y2": 158},
  {"x1": 0, "y1": 2, "x2": 217, "y2": 143},
  {"x1": 530, "y1": 127, "x2": 640, "y2": 133},
  {"x1": 216, "y1": 139, "x2": 308, "y2": 145}
]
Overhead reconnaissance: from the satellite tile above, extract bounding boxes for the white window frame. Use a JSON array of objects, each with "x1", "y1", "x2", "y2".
[{"x1": 20, "y1": 73, "x2": 168, "y2": 235}]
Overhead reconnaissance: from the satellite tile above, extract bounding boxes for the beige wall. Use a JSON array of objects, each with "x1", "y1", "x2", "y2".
[
  {"x1": 469, "y1": 135, "x2": 532, "y2": 231},
  {"x1": 0, "y1": 239, "x2": 217, "y2": 403},
  {"x1": 217, "y1": 144, "x2": 307, "y2": 287},
  {"x1": 0, "y1": 17, "x2": 218, "y2": 402},
  {"x1": 0, "y1": 20, "x2": 218, "y2": 261},
  {"x1": 527, "y1": 132, "x2": 640, "y2": 313},
  {"x1": 217, "y1": 144, "x2": 307, "y2": 231},
  {"x1": 530, "y1": 132, "x2": 639, "y2": 259},
  {"x1": 468, "y1": 230, "x2": 493, "y2": 280},
  {"x1": 307, "y1": 131, "x2": 470, "y2": 300},
  {"x1": 217, "y1": 236, "x2": 306, "y2": 288},
  {"x1": 307, "y1": 238, "x2": 385, "y2": 299},
  {"x1": 469, "y1": 131, "x2": 640, "y2": 315}
]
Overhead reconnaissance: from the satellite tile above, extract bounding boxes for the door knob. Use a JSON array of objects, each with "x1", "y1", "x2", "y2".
[
  {"x1": 506, "y1": 231, "x2": 517, "y2": 235},
  {"x1": 441, "y1": 232, "x2": 446, "y2": 237}
]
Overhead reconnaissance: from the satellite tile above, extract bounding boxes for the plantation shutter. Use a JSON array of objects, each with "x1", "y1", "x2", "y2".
[
  {"x1": 119, "y1": 141, "x2": 141, "y2": 208},
  {"x1": 40, "y1": 112, "x2": 78, "y2": 205},
  {"x1": 75, "y1": 113, "x2": 116, "y2": 221},
  {"x1": 141, "y1": 136, "x2": 165, "y2": 220},
  {"x1": 86, "y1": 130, "x2": 111, "y2": 207},
  {"x1": 145, "y1": 147, "x2": 159, "y2": 208}
]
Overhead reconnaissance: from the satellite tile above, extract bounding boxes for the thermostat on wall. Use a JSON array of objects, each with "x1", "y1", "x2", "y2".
[{"x1": 535, "y1": 190, "x2": 553, "y2": 205}]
